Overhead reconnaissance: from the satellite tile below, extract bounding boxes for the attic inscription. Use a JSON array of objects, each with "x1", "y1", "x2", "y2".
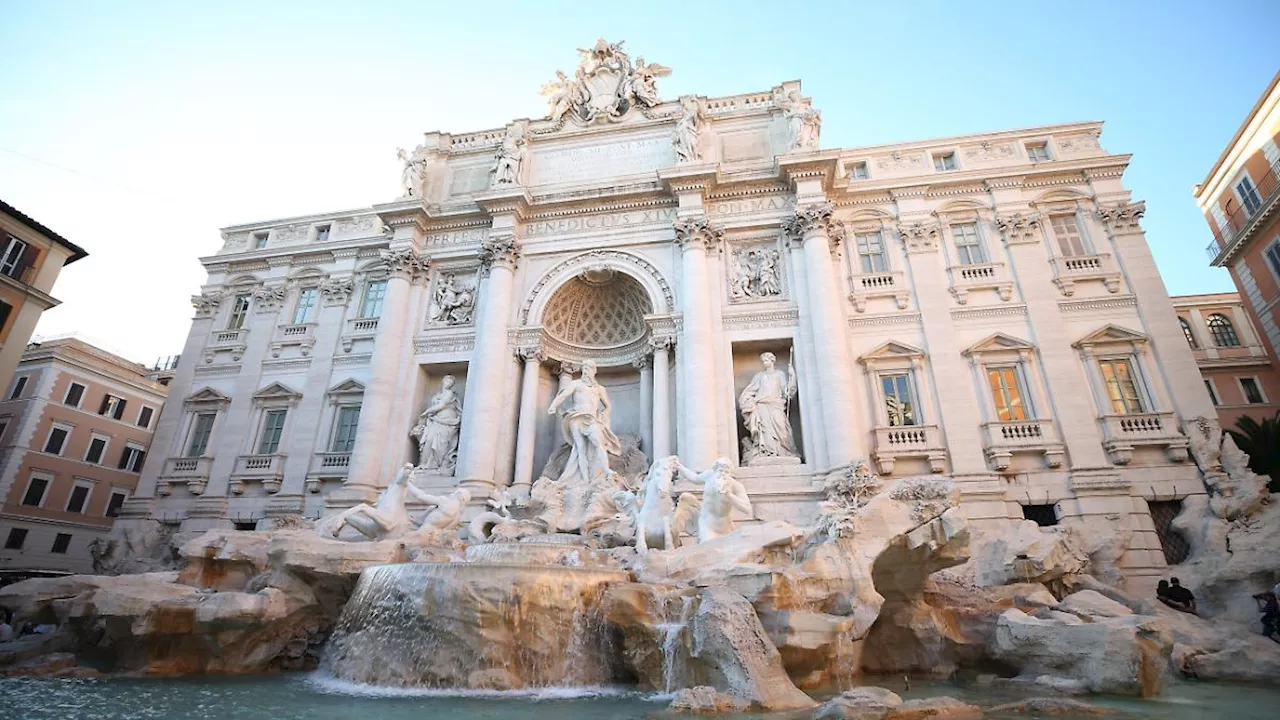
[
  {"x1": 524, "y1": 208, "x2": 677, "y2": 238},
  {"x1": 530, "y1": 137, "x2": 674, "y2": 185}
]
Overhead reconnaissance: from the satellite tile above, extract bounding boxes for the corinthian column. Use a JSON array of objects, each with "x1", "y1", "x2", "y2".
[
  {"x1": 785, "y1": 204, "x2": 859, "y2": 465},
  {"x1": 345, "y1": 248, "x2": 427, "y2": 495},
  {"x1": 650, "y1": 336, "x2": 673, "y2": 459},
  {"x1": 455, "y1": 233, "x2": 521, "y2": 494},
  {"x1": 674, "y1": 217, "x2": 723, "y2": 468},
  {"x1": 510, "y1": 346, "x2": 544, "y2": 503}
]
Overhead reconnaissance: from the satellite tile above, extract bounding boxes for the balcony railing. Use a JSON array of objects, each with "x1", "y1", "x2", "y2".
[
  {"x1": 1049, "y1": 252, "x2": 1121, "y2": 296},
  {"x1": 872, "y1": 424, "x2": 947, "y2": 474},
  {"x1": 310, "y1": 451, "x2": 352, "y2": 477},
  {"x1": 348, "y1": 317, "x2": 379, "y2": 333},
  {"x1": 162, "y1": 456, "x2": 211, "y2": 478},
  {"x1": 211, "y1": 328, "x2": 248, "y2": 345},
  {"x1": 848, "y1": 270, "x2": 910, "y2": 312},
  {"x1": 980, "y1": 419, "x2": 1065, "y2": 470},
  {"x1": 1098, "y1": 412, "x2": 1188, "y2": 465},
  {"x1": 948, "y1": 262, "x2": 1013, "y2": 304},
  {"x1": 1207, "y1": 160, "x2": 1280, "y2": 264},
  {"x1": 232, "y1": 453, "x2": 286, "y2": 476}
]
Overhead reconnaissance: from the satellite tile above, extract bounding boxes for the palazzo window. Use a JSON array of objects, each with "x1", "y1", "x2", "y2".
[
  {"x1": 186, "y1": 412, "x2": 216, "y2": 457},
  {"x1": 880, "y1": 373, "x2": 918, "y2": 427},
  {"x1": 106, "y1": 490, "x2": 128, "y2": 518},
  {"x1": 292, "y1": 288, "x2": 318, "y2": 325},
  {"x1": 1098, "y1": 358, "x2": 1146, "y2": 415},
  {"x1": 360, "y1": 280, "x2": 387, "y2": 318},
  {"x1": 51, "y1": 533, "x2": 72, "y2": 554},
  {"x1": 933, "y1": 152, "x2": 957, "y2": 172},
  {"x1": 849, "y1": 161, "x2": 869, "y2": 180},
  {"x1": 5, "y1": 528, "x2": 27, "y2": 550},
  {"x1": 253, "y1": 232, "x2": 269, "y2": 249},
  {"x1": 64, "y1": 382, "x2": 85, "y2": 407},
  {"x1": 1240, "y1": 377, "x2": 1266, "y2": 404},
  {"x1": 227, "y1": 294, "x2": 251, "y2": 330},
  {"x1": 987, "y1": 366, "x2": 1029, "y2": 422},
  {"x1": 1026, "y1": 142, "x2": 1051, "y2": 163},
  {"x1": 315, "y1": 224, "x2": 331, "y2": 241},
  {"x1": 1049, "y1": 214, "x2": 1088, "y2": 257},
  {"x1": 855, "y1": 232, "x2": 888, "y2": 273},
  {"x1": 9, "y1": 375, "x2": 27, "y2": 399},
  {"x1": 21, "y1": 475, "x2": 50, "y2": 507},
  {"x1": 0, "y1": 236, "x2": 31, "y2": 280},
  {"x1": 137, "y1": 406, "x2": 154, "y2": 429},
  {"x1": 99, "y1": 394, "x2": 127, "y2": 420},
  {"x1": 330, "y1": 405, "x2": 361, "y2": 453},
  {"x1": 84, "y1": 434, "x2": 109, "y2": 465},
  {"x1": 951, "y1": 223, "x2": 987, "y2": 265},
  {"x1": 257, "y1": 409, "x2": 288, "y2": 455},
  {"x1": 44, "y1": 424, "x2": 71, "y2": 455},
  {"x1": 66, "y1": 481, "x2": 93, "y2": 514},
  {"x1": 1205, "y1": 379, "x2": 1220, "y2": 405},
  {"x1": 1237, "y1": 175, "x2": 1263, "y2": 216},
  {"x1": 118, "y1": 444, "x2": 146, "y2": 473},
  {"x1": 1179, "y1": 317, "x2": 1198, "y2": 349},
  {"x1": 1206, "y1": 313, "x2": 1240, "y2": 347},
  {"x1": 1265, "y1": 239, "x2": 1280, "y2": 280}
]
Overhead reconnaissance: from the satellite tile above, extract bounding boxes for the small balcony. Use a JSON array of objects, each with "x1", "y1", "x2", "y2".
[
  {"x1": 159, "y1": 456, "x2": 211, "y2": 496},
  {"x1": 980, "y1": 419, "x2": 1066, "y2": 471},
  {"x1": 270, "y1": 323, "x2": 317, "y2": 358},
  {"x1": 309, "y1": 451, "x2": 352, "y2": 478},
  {"x1": 872, "y1": 424, "x2": 947, "y2": 475},
  {"x1": 948, "y1": 262, "x2": 1013, "y2": 305},
  {"x1": 230, "y1": 453, "x2": 286, "y2": 494},
  {"x1": 1049, "y1": 253, "x2": 1121, "y2": 296},
  {"x1": 340, "y1": 316, "x2": 380, "y2": 353},
  {"x1": 1206, "y1": 160, "x2": 1280, "y2": 265},
  {"x1": 210, "y1": 328, "x2": 248, "y2": 346},
  {"x1": 848, "y1": 270, "x2": 910, "y2": 312},
  {"x1": 1098, "y1": 412, "x2": 1189, "y2": 465}
]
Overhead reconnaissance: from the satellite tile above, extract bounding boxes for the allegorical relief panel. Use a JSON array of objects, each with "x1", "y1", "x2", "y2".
[
  {"x1": 427, "y1": 268, "x2": 479, "y2": 327},
  {"x1": 727, "y1": 242, "x2": 785, "y2": 304}
]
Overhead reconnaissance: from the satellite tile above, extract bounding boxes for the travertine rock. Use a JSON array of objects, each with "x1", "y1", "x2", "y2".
[
  {"x1": 813, "y1": 686, "x2": 901, "y2": 719},
  {"x1": 690, "y1": 586, "x2": 815, "y2": 710},
  {"x1": 1154, "y1": 604, "x2": 1280, "y2": 683},
  {"x1": 1055, "y1": 590, "x2": 1134, "y2": 620},
  {"x1": 954, "y1": 520, "x2": 1088, "y2": 588},
  {"x1": 178, "y1": 530, "x2": 273, "y2": 591},
  {"x1": 992, "y1": 608, "x2": 1167, "y2": 696},
  {"x1": 985, "y1": 697, "x2": 1112, "y2": 715},
  {"x1": 667, "y1": 686, "x2": 750, "y2": 714},
  {"x1": 1169, "y1": 494, "x2": 1280, "y2": 624},
  {"x1": 890, "y1": 697, "x2": 983, "y2": 720}
]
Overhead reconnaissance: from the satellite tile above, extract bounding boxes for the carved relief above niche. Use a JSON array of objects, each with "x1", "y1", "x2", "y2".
[
  {"x1": 726, "y1": 242, "x2": 785, "y2": 304},
  {"x1": 427, "y1": 266, "x2": 479, "y2": 328}
]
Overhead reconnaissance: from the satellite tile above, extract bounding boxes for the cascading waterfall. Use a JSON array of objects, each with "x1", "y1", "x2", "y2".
[
  {"x1": 321, "y1": 539, "x2": 629, "y2": 690},
  {"x1": 657, "y1": 594, "x2": 694, "y2": 693}
]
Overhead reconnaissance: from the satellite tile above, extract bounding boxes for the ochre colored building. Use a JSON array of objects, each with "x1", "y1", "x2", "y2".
[
  {"x1": 1172, "y1": 292, "x2": 1280, "y2": 429},
  {"x1": 1199, "y1": 72, "x2": 1280, "y2": 369},
  {"x1": 0, "y1": 337, "x2": 168, "y2": 572},
  {"x1": 0, "y1": 200, "x2": 89, "y2": 395}
]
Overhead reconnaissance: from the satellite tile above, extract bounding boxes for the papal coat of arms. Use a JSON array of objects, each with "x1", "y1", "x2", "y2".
[{"x1": 540, "y1": 39, "x2": 671, "y2": 125}]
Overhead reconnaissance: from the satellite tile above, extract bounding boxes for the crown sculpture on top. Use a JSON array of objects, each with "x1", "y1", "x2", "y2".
[{"x1": 541, "y1": 38, "x2": 671, "y2": 125}]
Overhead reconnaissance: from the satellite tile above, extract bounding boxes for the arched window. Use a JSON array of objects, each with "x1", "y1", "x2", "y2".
[
  {"x1": 1179, "y1": 317, "x2": 1198, "y2": 349},
  {"x1": 1206, "y1": 313, "x2": 1241, "y2": 347}
]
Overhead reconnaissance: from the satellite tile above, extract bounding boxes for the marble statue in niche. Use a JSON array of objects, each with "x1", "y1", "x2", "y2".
[
  {"x1": 729, "y1": 247, "x2": 783, "y2": 300},
  {"x1": 774, "y1": 86, "x2": 821, "y2": 152},
  {"x1": 429, "y1": 273, "x2": 476, "y2": 325},
  {"x1": 492, "y1": 124, "x2": 526, "y2": 186},
  {"x1": 412, "y1": 375, "x2": 463, "y2": 472},
  {"x1": 739, "y1": 351, "x2": 800, "y2": 465},
  {"x1": 673, "y1": 96, "x2": 704, "y2": 163}
]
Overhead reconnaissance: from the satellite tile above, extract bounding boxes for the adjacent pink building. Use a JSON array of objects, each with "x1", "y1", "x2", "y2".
[
  {"x1": 0, "y1": 337, "x2": 168, "y2": 572},
  {"x1": 1172, "y1": 292, "x2": 1280, "y2": 429}
]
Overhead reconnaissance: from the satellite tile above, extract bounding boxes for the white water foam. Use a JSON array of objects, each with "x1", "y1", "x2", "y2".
[{"x1": 305, "y1": 672, "x2": 646, "y2": 701}]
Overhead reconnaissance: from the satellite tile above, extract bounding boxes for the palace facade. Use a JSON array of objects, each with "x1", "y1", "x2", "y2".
[{"x1": 126, "y1": 42, "x2": 1215, "y2": 581}]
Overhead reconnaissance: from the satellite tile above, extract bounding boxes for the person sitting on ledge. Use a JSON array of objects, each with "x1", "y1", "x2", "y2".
[
  {"x1": 1156, "y1": 579, "x2": 1172, "y2": 605},
  {"x1": 1160, "y1": 577, "x2": 1197, "y2": 615},
  {"x1": 1253, "y1": 589, "x2": 1280, "y2": 643}
]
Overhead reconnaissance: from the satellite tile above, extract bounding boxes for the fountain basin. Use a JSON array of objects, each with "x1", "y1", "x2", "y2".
[{"x1": 324, "y1": 559, "x2": 630, "y2": 689}]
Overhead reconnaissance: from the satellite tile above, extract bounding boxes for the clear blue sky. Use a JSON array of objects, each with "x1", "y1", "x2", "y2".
[{"x1": 1, "y1": 0, "x2": 1277, "y2": 363}]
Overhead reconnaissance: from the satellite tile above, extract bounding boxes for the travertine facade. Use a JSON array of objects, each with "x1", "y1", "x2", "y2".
[
  {"x1": 0, "y1": 337, "x2": 167, "y2": 572},
  {"x1": 128, "y1": 41, "x2": 1216, "y2": 582}
]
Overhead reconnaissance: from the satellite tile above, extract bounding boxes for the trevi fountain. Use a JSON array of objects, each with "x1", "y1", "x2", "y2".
[{"x1": 1, "y1": 40, "x2": 1278, "y2": 719}]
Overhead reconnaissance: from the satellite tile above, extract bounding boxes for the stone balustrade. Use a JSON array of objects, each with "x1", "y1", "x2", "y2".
[
  {"x1": 1049, "y1": 252, "x2": 1121, "y2": 296},
  {"x1": 948, "y1": 262, "x2": 1013, "y2": 304},
  {"x1": 848, "y1": 270, "x2": 910, "y2": 312},
  {"x1": 1098, "y1": 412, "x2": 1189, "y2": 465},
  {"x1": 980, "y1": 419, "x2": 1066, "y2": 471},
  {"x1": 872, "y1": 424, "x2": 947, "y2": 474}
]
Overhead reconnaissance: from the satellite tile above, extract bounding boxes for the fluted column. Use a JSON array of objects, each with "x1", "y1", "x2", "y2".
[
  {"x1": 455, "y1": 233, "x2": 521, "y2": 493},
  {"x1": 674, "y1": 217, "x2": 724, "y2": 468},
  {"x1": 651, "y1": 336, "x2": 673, "y2": 459},
  {"x1": 345, "y1": 248, "x2": 426, "y2": 493},
  {"x1": 635, "y1": 355, "x2": 653, "y2": 460},
  {"x1": 785, "y1": 204, "x2": 859, "y2": 466},
  {"x1": 510, "y1": 346, "x2": 544, "y2": 503}
]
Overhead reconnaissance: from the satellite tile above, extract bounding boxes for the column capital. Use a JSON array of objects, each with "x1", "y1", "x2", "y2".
[
  {"x1": 994, "y1": 212, "x2": 1043, "y2": 245},
  {"x1": 895, "y1": 220, "x2": 941, "y2": 254},
  {"x1": 319, "y1": 277, "x2": 355, "y2": 306},
  {"x1": 1096, "y1": 201, "x2": 1145, "y2": 234},
  {"x1": 783, "y1": 202, "x2": 844, "y2": 248},
  {"x1": 380, "y1": 247, "x2": 430, "y2": 281},
  {"x1": 479, "y1": 233, "x2": 521, "y2": 276},
  {"x1": 672, "y1": 217, "x2": 725, "y2": 253},
  {"x1": 516, "y1": 345, "x2": 545, "y2": 363},
  {"x1": 648, "y1": 334, "x2": 676, "y2": 351},
  {"x1": 632, "y1": 355, "x2": 651, "y2": 370},
  {"x1": 191, "y1": 291, "x2": 224, "y2": 319}
]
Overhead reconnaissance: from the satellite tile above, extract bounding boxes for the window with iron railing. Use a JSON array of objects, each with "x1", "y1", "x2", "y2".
[{"x1": 1211, "y1": 161, "x2": 1280, "y2": 247}]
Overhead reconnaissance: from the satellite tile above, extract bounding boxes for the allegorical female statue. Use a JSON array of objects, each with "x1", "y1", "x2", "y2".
[
  {"x1": 412, "y1": 375, "x2": 463, "y2": 472},
  {"x1": 738, "y1": 351, "x2": 799, "y2": 464}
]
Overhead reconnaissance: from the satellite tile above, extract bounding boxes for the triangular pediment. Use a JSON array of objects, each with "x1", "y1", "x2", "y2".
[
  {"x1": 964, "y1": 332, "x2": 1036, "y2": 357},
  {"x1": 858, "y1": 340, "x2": 925, "y2": 365},
  {"x1": 1073, "y1": 324, "x2": 1149, "y2": 348},
  {"x1": 184, "y1": 387, "x2": 231, "y2": 405},
  {"x1": 327, "y1": 378, "x2": 366, "y2": 396},
  {"x1": 252, "y1": 381, "x2": 303, "y2": 401}
]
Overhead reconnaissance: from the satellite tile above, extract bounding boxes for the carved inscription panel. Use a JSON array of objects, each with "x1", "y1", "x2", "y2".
[{"x1": 530, "y1": 136, "x2": 675, "y2": 186}]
